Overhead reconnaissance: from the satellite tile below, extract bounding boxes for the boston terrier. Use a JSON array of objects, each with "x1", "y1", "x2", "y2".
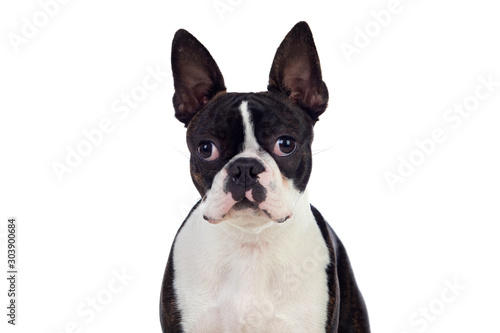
[{"x1": 160, "y1": 21, "x2": 370, "y2": 333}]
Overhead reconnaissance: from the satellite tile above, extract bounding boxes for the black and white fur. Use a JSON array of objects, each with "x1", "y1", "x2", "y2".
[{"x1": 160, "y1": 22, "x2": 370, "y2": 333}]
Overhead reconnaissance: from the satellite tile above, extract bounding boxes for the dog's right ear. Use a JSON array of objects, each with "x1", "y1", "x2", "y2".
[{"x1": 171, "y1": 29, "x2": 226, "y2": 126}]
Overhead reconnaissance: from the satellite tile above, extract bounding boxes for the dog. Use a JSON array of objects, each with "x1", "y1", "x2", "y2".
[{"x1": 160, "y1": 21, "x2": 370, "y2": 333}]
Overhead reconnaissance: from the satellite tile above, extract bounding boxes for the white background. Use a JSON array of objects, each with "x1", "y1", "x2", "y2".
[{"x1": 1, "y1": 0, "x2": 499, "y2": 332}]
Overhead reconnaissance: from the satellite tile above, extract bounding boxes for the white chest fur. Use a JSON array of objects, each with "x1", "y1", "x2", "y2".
[{"x1": 172, "y1": 193, "x2": 331, "y2": 332}]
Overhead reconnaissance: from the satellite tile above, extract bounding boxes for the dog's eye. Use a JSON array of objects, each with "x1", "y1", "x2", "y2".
[
  {"x1": 197, "y1": 141, "x2": 220, "y2": 161},
  {"x1": 273, "y1": 136, "x2": 296, "y2": 156}
]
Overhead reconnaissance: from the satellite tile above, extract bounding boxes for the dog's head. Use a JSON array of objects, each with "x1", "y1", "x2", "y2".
[{"x1": 171, "y1": 22, "x2": 328, "y2": 231}]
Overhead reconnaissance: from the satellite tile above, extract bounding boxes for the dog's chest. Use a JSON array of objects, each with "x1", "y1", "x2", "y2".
[{"x1": 172, "y1": 207, "x2": 331, "y2": 332}]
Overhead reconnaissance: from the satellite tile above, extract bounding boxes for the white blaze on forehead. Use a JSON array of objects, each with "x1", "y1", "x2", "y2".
[
  {"x1": 239, "y1": 101, "x2": 260, "y2": 151},
  {"x1": 236, "y1": 100, "x2": 294, "y2": 223}
]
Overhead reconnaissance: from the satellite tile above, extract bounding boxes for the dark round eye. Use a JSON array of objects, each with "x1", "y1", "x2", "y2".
[
  {"x1": 273, "y1": 136, "x2": 297, "y2": 156},
  {"x1": 197, "y1": 141, "x2": 220, "y2": 161}
]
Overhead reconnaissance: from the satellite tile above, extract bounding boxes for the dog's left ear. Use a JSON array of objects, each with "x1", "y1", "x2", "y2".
[{"x1": 268, "y1": 22, "x2": 328, "y2": 122}]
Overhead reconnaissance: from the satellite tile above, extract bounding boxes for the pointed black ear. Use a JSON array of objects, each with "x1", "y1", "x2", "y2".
[
  {"x1": 171, "y1": 29, "x2": 226, "y2": 126},
  {"x1": 268, "y1": 22, "x2": 328, "y2": 122}
]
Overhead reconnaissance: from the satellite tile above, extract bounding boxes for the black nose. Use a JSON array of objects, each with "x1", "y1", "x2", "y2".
[{"x1": 227, "y1": 158, "x2": 265, "y2": 189}]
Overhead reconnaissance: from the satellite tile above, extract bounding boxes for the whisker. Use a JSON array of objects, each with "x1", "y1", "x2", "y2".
[
  {"x1": 174, "y1": 147, "x2": 190, "y2": 159},
  {"x1": 312, "y1": 144, "x2": 337, "y2": 156}
]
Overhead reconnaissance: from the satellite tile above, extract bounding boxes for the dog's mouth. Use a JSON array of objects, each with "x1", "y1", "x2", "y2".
[
  {"x1": 232, "y1": 197, "x2": 259, "y2": 211},
  {"x1": 201, "y1": 180, "x2": 293, "y2": 225},
  {"x1": 202, "y1": 197, "x2": 261, "y2": 224}
]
